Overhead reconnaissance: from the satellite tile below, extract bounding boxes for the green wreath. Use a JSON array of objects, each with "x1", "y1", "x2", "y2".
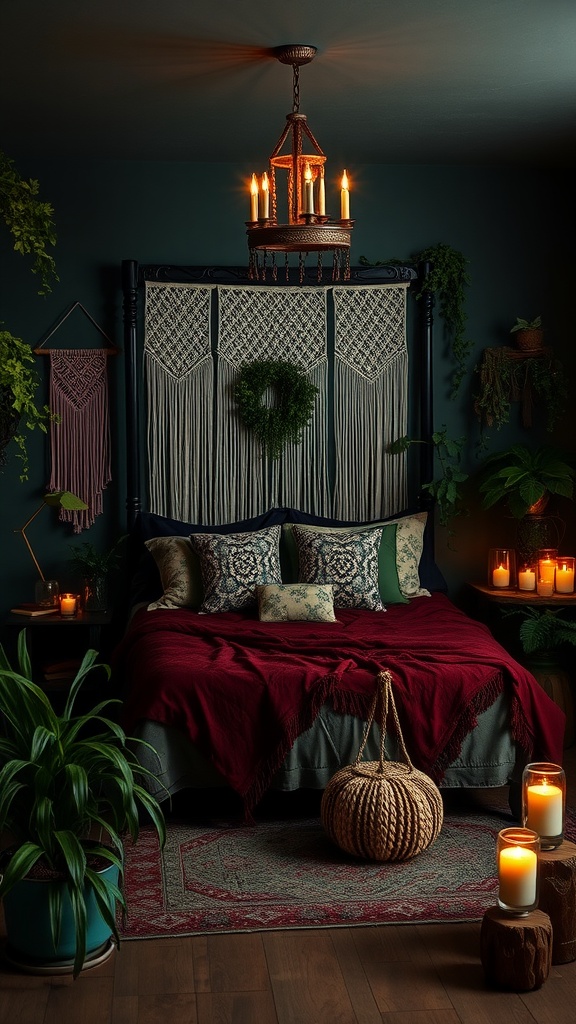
[{"x1": 235, "y1": 360, "x2": 319, "y2": 460}]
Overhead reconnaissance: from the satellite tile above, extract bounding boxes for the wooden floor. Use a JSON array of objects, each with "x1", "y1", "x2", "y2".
[{"x1": 2, "y1": 750, "x2": 576, "y2": 1024}]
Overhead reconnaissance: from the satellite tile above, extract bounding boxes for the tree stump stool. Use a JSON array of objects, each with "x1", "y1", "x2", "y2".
[
  {"x1": 538, "y1": 839, "x2": 576, "y2": 964},
  {"x1": 480, "y1": 907, "x2": 552, "y2": 990}
]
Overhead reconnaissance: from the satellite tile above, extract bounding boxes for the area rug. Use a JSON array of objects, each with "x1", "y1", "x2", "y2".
[{"x1": 119, "y1": 803, "x2": 576, "y2": 940}]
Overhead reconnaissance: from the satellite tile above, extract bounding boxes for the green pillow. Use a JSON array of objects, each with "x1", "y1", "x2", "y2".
[{"x1": 281, "y1": 521, "x2": 408, "y2": 605}]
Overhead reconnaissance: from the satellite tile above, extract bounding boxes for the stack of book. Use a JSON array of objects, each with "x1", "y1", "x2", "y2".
[{"x1": 10, "y1": 603, "x2": 59, "y2": 617}]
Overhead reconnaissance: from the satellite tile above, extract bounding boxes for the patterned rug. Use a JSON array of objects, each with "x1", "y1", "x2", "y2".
[{"x1": 120, "y1": 798, "x2": 576, "y2": 939}]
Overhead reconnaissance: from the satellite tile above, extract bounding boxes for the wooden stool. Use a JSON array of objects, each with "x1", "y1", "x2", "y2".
[
  {"x1": 480, "y1": 907, "x2": 552, "y2": 990},
  {"x1": 538, "y1": 839, "x2": 576, "y2": 964}
]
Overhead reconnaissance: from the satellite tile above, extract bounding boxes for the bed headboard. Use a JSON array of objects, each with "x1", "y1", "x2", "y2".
[{"x1": 123, "y1": 256, "x2": 432, "y2": 532}]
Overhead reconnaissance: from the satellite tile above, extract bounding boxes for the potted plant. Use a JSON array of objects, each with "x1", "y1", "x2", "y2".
[
  {"x1": 478, "y1": 444, "x2": 574, "y2": 519},
  {"x1": 68, "y1": 536, "x2": 126, "y2": 612},
  {"x1": 0, "y1": 149, "x2": 59, "y2": 479},
  {"x1": 510, "y1": 316, "x2": 544, "y2": 352},
  {"x1": 0, "y1": 630, "x2": 165, "y2": 977},
  {"x1": 474, "y1": 335, "x2": 566, "y2": 433}
]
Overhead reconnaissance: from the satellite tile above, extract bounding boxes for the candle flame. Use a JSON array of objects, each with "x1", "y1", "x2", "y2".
[
  {"x1": 250, "y1": 173, "x2": 258, "y2": 196},
  {"x1": 341, "y1": 169, "x2": 349, "y2": 190},
  {"x1": 261, "y1": 172, "x2": 269, "y2": 193},
  {"x1": 304, "y1": 162, "x2": 312, "y2": 183}
]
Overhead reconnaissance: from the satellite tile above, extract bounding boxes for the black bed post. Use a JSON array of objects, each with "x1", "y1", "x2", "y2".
[
  {"x1": 418, "y1": 259, "x2": 434, "y2": 502},
  {"x1": 122, "y1": 259, "x2": 141, "y2": 533}
]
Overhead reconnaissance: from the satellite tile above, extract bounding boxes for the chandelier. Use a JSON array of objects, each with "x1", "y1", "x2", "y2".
[{"x1": 246, "y1": 44, "x2": 353, "y2": 283}]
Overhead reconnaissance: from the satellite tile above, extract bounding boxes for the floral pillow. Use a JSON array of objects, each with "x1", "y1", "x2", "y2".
[
  {"x1": 389, "y1": 512, "x2": 430, "y2": 598},
  {"x1": 292, "y1": 525, "x2": 384, "y2": 610},
  {"x1": 145, "y1": 536, "x2": 201, "y2": 610},
  {"x1": 257, "y1": 583, "x2": 337, "y2": 622},
  {"x1": 189, "y1": 525, "x2": 282, "y2": 613}
]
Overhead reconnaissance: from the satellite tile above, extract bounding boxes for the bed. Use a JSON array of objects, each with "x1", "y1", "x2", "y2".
[{"x1": 115, "y1": 260, "x2": 565, "y2": 815}]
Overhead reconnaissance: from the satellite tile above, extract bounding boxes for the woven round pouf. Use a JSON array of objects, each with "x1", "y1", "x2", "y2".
[{"x1": 321, "y1": 670, "x2": 443, "y2": 862}]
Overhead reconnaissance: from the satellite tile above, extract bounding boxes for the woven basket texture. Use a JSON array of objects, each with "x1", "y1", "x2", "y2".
[{"x1": 321, "y1": 671, "x2": 444, "y2": 862}]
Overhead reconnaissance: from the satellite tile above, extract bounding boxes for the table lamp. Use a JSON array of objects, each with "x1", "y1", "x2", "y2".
[{"x1": 15, "y1": 490, "x2": 88, "y2": 604}]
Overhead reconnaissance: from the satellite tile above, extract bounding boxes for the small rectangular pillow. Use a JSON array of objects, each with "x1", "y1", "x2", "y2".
[
  {"x1": 189, "y1": 525, "x2": 282, "y2": 613},
  {"x1": 257, "y1": 583, "x2": 337, "y2": 622},
  {"x1": 292, "y1": 525, "x2": 384, "y2": 610}
]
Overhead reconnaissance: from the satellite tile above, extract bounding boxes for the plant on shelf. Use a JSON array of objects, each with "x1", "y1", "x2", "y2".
[
  {"x1": 68, "y1": 536, "x2": 127, "y2": 612},
  {"x1": 474, "y1": 336, "x2": 567, "y2": 434},
  {"x1": 0, "y1": 631, "x2": 165, "y2": 978},
  {"x1": 478, "y1": 444, "x2": 574, "y2": 519},
  {"x1": 388, "y1": 427, "x2": 468, "y2": 531},
  {"x1": 0, "y1": 149, "x2": 58, "y2": 479},
  {"x1": 510, "y1": 316, "x2": 544, "y2": 352},
  {"x1": 360, "y1": 243, "x2": 472, "y2": 398}
]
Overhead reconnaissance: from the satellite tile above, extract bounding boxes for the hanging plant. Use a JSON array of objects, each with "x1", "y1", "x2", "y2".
[
  {"x1": 359, "y1": 243, "x2": 472, "y2": 398},
  {"x1": 235, "y1": 360, "x2": 319, "y2": 460}
]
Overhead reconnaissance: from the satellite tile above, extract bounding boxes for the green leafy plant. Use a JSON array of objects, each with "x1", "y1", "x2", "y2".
[
  {"x1": 474, "y1": 346, "x2": 567, "y2": 433},
  {"x1": 0, "y1": 631, "x2": 165, "y2": 978},
  {"x1": 1, "y1": 149, "x2": 58, "y2": 479},
  {"x1": 68, "y1": 536, "x2": 127, "y2": 580},
  {"x1": 478, "y1": 444, "x2": 574, "y2": 519},
  {"x1": 235, "y1": 360, "x2": 319, "y2": 460},
  {"x1": 504, "y1": 606, "x2": 576, "y2": 657},
  {"x1": 388, "y1": 427, "x2": 468, "y2": 530},
  {"x1": 360, "y1": 243, "x2": 472, "y2": 397},
  {"x1": 510, "y1": 316, "x2": 542, "y2": 333}
]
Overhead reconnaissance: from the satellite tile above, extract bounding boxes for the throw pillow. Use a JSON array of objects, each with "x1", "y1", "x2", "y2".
[
  {"x1": 292, "y1": 525, "x2": 384, "y2": 610},
  {"x1": 389, "y1": 512, "x2": 430, "y2": 598},
  {"x1": 189, "y1": 525, "x2": 282, "y2": 613},
  {"x1": 145, "y1": 536, "x2": 201, "y2": 610},
  {"x1": 257, "y1": 583, "x2": 337, "y2": 622}
]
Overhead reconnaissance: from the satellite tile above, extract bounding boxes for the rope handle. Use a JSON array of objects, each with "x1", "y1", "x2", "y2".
[{"x1": 353, "y1": 669, "x2": 414, "y2": 772}]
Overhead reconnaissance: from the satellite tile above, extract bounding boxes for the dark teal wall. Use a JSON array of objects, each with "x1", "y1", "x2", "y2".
[{"x1": 1, "y1": 158, "x2": 574, "y2": 620}]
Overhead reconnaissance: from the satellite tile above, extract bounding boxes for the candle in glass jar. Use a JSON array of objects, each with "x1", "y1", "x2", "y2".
[
  {"x1": 518, "y1": 569, "x2": 536, "y2": 591},
  {"x1": 498, "y1": 844, "x2": 538, "y2": 909},
  {"x1": 537, "y1": 578, "x2": 554, "y2": 597},
  {"x1": 60, "y1": 594, "x2": 77, "y2": 617},
  {"x1": 526, "y1": 781, "x2": 563, "y2": 837},
  {"x1": 555, "y1": 561, "x2": 575, "y2": 593},
  {"x1": 538, "y1": 558, "x2": 556, "y2": 584},
  {"x1": 492, "y1": 564, "x2": 510, "y2": 588}
]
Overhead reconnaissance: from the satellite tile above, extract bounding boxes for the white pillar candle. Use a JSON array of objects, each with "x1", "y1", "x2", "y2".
[
  {"x1": 492, "y1": 564, "x2": 510, "y2": 587},
  {"x1": 498, "y1": 845, "x2": 538, "y2": 909},
  {"x1": 555, "y1": 562, "x2": 575, "y2": 593},
  {"x1": 260, "y1": 172, "x2": 270, "y2": 219},
  {"x1": 526, "y1": 782, "x2": 563, "y2": 836},
  {"x1": 340, "y1": 170, "x2": 350, "y2": 219},
  {"x1": 303, "y1": 163, "x2": 314, "y2": 214},
  {"x1": 249, "y1": 173, "x2": 258, "y2": 222},
  {"x1": 518, "y1": 569, "x2": 536, "y2": 591},
  {"x1": 60, "y1": 594, "x2": 77, "y2": 617},
  {"x1": 317, "y1": 174, "x2": 326, "y2": 215}
]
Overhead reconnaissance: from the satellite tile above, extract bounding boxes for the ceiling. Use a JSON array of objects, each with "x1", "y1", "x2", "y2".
[{"x1": 1, "y1": 0, "x2": 575, "y2": 166}]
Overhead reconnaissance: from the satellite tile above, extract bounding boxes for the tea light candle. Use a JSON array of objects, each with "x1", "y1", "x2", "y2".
[
  {"x1": 498, "y1": 844, "x2": 538, "y2": 910},
  {"x1": 492, "y1": 563, "x2": 510, "y2": 588},
  {"x1": 555, "y1": 560, "x2": 575, "y2": 594},
  {"x1": 525, "y1": 780, "x2": 563, "y2": 838},
  {"x1": 60, "y1": 593, "x2": 77, "y2": 617},
  {"x1": 518, "y1": 569, "x2": 536, "y2": 591}
]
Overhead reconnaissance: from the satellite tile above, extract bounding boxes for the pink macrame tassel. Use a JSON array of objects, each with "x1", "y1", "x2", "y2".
[{"x1": 48, "y1": 350, "x2": 111, "y2": 532}]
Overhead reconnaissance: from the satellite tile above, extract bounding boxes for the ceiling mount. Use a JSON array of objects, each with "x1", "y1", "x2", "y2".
[{"x1": 272, "y1": 44, "x2": 317, "y2": 67}]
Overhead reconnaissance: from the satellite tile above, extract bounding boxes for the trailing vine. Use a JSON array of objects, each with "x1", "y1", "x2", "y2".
[
  {"x1": 235, "y1": 360, "x2": 319, "y2": 460},
  {"x1": 387, "y1": 427, "x2": 468, "y2": 532},
  {"x1": 474, "y1": 347, "x2": 567, "y2": 433}
]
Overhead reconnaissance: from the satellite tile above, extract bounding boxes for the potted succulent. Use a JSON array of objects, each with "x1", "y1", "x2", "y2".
[
  {"x1": 510, "y1": 316, "x2": 544, "y2": 352},
  {"x1": 68, "y1": 536, "x2": 126, "y2": 612},
  {"x1": 0, "y1": 630, "x2": 165, "y2": 977},
  {"x1": 0, "y1": 149, "x2": 58, "y2": 480}
]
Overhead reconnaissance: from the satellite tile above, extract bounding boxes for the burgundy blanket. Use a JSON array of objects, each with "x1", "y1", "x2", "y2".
[{"x1": 115, "y1": 593, "x2": 564, "y2": 810}]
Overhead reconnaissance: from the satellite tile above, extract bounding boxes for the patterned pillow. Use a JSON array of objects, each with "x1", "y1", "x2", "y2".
[
  {"x1": 388, "y1": 512, "x2": 430, "y2": 598},
  {"x1": 145, "y1": 536, "x2": 202, "y2": 610},
  {"x1": 189, "y1": 525, "x2": 282, "y2": 613},
  {"x1": 292, "y1": 525, "x2": 384, "y2": 610},
  {"x1": 257, "y1": 583, "x2": 337, "y2": 622}
]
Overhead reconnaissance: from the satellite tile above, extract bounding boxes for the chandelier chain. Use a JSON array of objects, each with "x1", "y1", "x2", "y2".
[{"x1": 292, "y1": 65, "x2": 300, "y2": 114}]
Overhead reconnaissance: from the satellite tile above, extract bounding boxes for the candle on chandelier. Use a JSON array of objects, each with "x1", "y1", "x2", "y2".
[
  {"x1": 260, "y1": 172, "x2": 270, "y2": 219},
  {"x1": 340, "y1": 169, "x2": 350, "y2": 219},
  {"x1": 317, "y1": 171, "x2": 326, "y2": 215},
  {"x1": 249, "y1": 173, "x2": 258, "y2": 222},
  {"x1": 303, "y1": 163, "x2": 314, "y2": 214}
]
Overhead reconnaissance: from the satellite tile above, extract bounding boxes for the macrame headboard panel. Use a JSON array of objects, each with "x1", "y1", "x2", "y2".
[{"x1": 122, "y1": 262, "x2": 434, "y2": 529}]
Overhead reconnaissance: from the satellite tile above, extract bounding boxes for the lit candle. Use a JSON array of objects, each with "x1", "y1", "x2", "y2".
[
  {"x1": 260, "y1": 172, "x2": 270, "y2": 219},
  {"x1": 249, "y1": 173, "x2": 258, "y2": 222},
  {"x1": 555, "y1": 561, "x2": 575, "y2": 594},
  {"x1": 537, "y1": 578, "x2": 554, "y2": 597},
  {"x1": 317, "y1": 172, "x2": 325, "y2": 215},
  {"x1": 538, "y1": 558, "x2": 556, "y2": 584},
  {"x1": 518, "y1": 569, "x2": 536, "y2": 591},
  {"x1": 492, "y1": 564, "x2": 510, "y2": 588},
  {"x1": 498, "y1": 845, "x2": 538, "y2": 909},
  {"x1": 60, "y1": 594, "x2": 77, "y2": 617},
  {"x1": 340, "y1": 169, "x2": 350, "y2": 219},
  {"x1": 303, "y1": 163, "x2": 314, "y2": 214},
  {"x1": 526, "y1": 780, "x2": 563, "y2": 837}
]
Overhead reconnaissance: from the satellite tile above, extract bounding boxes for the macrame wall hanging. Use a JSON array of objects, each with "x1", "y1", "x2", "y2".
[
  {"x1": 333, "y1": 283, "x2": 409, "y2": 521},
  {"x1": 143, "y1": 282, "x2": 408, "y2": 526},
  {"x1": 35, "y1": 302, "x2": 117, "y2": 533}
]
